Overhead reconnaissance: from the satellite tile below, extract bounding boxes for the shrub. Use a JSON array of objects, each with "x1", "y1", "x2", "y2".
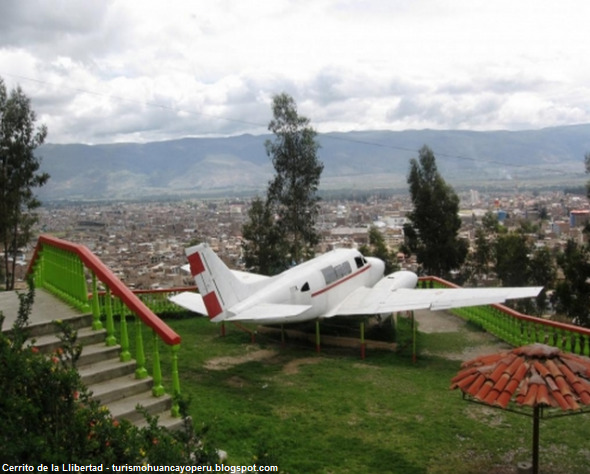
[{"x1": 0, "y1": 283, "x2": 218, "y2": 464}]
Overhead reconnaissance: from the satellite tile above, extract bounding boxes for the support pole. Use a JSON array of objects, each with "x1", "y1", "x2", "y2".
[
  {"x1": 411, "y1": 310, "x2": 417, "y2": 364},
  {"x1": 532, "y1": 405, "x2": 540, "y2": 474},
  {"x1": 281, "y1": 324, "x2": 285, "y2": 348},
  {"x1": 360, "y1": 320, "x2": 366, "y2": 360},
  {"x1": 315, "y1": 319, "x2": 321, "y2": 354}
]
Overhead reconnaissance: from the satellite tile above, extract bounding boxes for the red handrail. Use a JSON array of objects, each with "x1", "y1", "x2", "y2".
[
  {"x1": 419, "y1": 276, "x2": 590, "y2": 338},
  {"x1": 28, "y1": 234, "x2": 181, "y2": 346}
]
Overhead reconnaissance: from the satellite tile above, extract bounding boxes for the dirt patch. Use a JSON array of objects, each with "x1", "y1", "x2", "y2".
[
  {"x1": 465, "y1": 404, "x2": 507, "y2": 428},
  {"x1": 413, "y1": 309, "x2": 512, "y2": 361},
  {"x1": 204, "y1": 349, "x2": 278, "y2": 371},
  {"x1": 413, "y1": 309, "x2": 467, "y2": 333},
  {"x1": 282, "y1": 357, "x2": 322, "y2": 375}
]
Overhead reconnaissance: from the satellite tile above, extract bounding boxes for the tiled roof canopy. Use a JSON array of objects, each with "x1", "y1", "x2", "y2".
[{"x1": 450, "y1": 343, "x2": 590, "y2": 412}]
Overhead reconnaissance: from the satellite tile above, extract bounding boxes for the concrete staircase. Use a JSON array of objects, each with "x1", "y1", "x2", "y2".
[{"x1": 27, "y1": 313, "x2": 183, "y2": 430}]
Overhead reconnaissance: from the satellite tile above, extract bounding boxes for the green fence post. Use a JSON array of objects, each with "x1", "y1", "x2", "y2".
[
  {"x1": 104, "y1": 288, "x2": 117, "y2": 346},
  {"x1": 119, "y1": 302, "x2": 131, "y2": 362},
  {"x1": 151, "y1": 330, "x2": 165, "y2": 397},
  {"x1": 171, "y1": 344, "x2": 181, "y2": 417},
  {"x1": 135, "y1": 315, "x2": 148, "y2": 379},
  {"x1": 91, "y1": 273, "x2": 103, "y2": 330}
]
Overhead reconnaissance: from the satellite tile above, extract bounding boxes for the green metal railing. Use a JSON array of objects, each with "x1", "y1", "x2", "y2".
[
  {"x1": 419, "y1": 276, "x2": 590, "y2": 357},
  {"x1": 27, "y1": 235, "x2": 183, "y2": 416}
]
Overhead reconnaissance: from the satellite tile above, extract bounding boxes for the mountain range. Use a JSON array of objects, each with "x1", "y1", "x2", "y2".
[{"x1": 36, "y1": 124, "x2": 590, "y2": 201}]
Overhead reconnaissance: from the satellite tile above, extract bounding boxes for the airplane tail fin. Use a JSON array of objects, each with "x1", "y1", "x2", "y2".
[{"x1": 185, "y1": 243, "x2": 252, "y2": 322}]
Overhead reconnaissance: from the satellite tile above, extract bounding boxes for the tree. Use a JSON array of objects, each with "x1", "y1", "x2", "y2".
[
  {"x1": 0, "y1": 78, "x2": 49, "y2": 289},
  {"x1": 241, "y1": 197, "x2": 287, "y2": 275},
  {"x1": 265, "y1": 93, "x2": 323, "y2": 265},
  {"x1": 461, "y1": 227, "x2": 493, "y2": 286},
  {"x1": 359, "y1": 226, "x2": 398, "y2": 275},
  {"x1": 404, "y1": 145, "x2": 467, "y2": 278},
  {"x1": 243, "y1": 93, "x2": 323, "y2": 273},
  {"x1": 554, "y1": 239, "x2": 590, "y2": 327},
  {"x1": 528, "y1": 246, "x2": 556, "y2": 316},
  {"x1": 494, "y1": 232, "x2": 531, "y2": 288}
]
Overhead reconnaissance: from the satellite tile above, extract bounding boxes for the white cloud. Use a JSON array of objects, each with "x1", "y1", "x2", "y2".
[{"x1": 1, "y1": 0, "x2": 590, "y2": 143}]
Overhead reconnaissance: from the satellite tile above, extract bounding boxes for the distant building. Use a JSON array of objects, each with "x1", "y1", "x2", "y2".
[{"x1": 570, "y1": 210, "x2": 590, "y2": 228}]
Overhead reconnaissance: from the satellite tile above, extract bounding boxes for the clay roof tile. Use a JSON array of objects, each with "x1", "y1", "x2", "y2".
[
  {"x1": 536, "y1": 384, "x2": 552, "y2": 406},
  {"x1": 484, "y1": 388, "x2": 500, "y2": 405},
  {"x1": 495, "y1": 390, "x2": 512, "y2": 409},
  {"x1": 551, "y1": 390, "x2": 572, "y2": 411},
  {"x1": 493, "y1": 373, "x2": 512, "y2": 393},
  {"x1": 452, "y1": 344, "x2": 590, "y2": 413},
  {"x1": 466, "y1": 374, "x2": 487, "y2": 397},
  {"x1": 522, "y1": 384, "x2": 539, "y2": 407}
]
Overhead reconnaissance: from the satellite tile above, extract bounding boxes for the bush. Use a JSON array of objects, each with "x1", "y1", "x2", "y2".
[{"x1": 0, "y1": 283, "x2": 218, "y2": 464}]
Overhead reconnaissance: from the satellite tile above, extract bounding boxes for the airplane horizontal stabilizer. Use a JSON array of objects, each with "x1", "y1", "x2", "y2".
[
  {"x1": 168, "y1": 292, "x2": 208, "y2": 316},
  {"x1": 326, "y1": 285, "x2": 543, "y2": 317},
  {"x1": 225, "y1": 303, "x2": 313, "y2": 323}
]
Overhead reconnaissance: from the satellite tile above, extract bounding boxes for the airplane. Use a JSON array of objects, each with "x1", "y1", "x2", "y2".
[{"x1": 169, "y1": 243, "x2": 543, "y2": 326}]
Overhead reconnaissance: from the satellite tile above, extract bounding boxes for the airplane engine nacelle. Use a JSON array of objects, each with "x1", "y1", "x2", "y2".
[{"x1": 384, "y1": 270, "x2": 419, "y2": 290}]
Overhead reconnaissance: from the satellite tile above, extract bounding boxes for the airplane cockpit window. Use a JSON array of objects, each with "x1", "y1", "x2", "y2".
[
  {"x1": 355, "y1": 256, "x2": 365, "y2": 269},
  {"x1": 301, "y1": 282, "x2": 310, "y2": 292}
]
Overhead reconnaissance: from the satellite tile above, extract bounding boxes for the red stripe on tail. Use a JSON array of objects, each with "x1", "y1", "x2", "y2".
[
  {"x1": 188, "y1": 251, "x2": 205, "y2": 276},
  {"x1": 203, "y1": 292, "x2": 223, "y2": 318}
]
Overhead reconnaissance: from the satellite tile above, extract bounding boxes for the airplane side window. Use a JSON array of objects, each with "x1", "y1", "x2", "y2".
[
  {"x1": 334, "y1": 261, "x2": 352, "y2": 279},
  {"x1": 321, "y1": 266, "x2": 337, "y2": 285},
  {"x1": 301, "y1": 282, "x2": 310, "y2": 292}
]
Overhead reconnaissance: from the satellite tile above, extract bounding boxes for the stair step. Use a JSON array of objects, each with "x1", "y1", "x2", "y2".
[
  {"x1": 107, "y1": 392, "x2": 174, "y2": 423},
  {"x1": 78, "y1": 342, "x2": 122, "y2": 367},
  {"x1": 79, "y1": 358, "x2": 136, "y2": 386},
  {"x1": 12, "y1": 291, "x2": 180, "y2": 430},
  {"x1": 88, "y1": 373, "x2": 155, "y2": 404},
  {"x1": 25, "y1": 314, "x2": 94, "y2": 338},
  {"x1": 135, "y1": 411, "x2": 186, "y2": 432},
  {"x1": 30, "y1": 327, "x2": 107, "y2": 355}
]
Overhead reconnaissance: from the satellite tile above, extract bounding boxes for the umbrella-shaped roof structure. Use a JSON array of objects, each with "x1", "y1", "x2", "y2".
[
  {"x1": 451, "y1": 343, "x2": 590, "y2": 473},
  {"x1": 451, "y1": 343, "x2": 590, "y2": 412}
]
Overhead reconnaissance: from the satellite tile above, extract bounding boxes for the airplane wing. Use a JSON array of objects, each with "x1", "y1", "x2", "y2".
[
  {"x1": 325, "y1": 283, "x2": 543, "y2": 317},
  {"x1": 169, "y1": 292, "x2": 208, "y2": 315},
  {"x1": 224, "y1": 303, "x2": 313, "y2": 323}
]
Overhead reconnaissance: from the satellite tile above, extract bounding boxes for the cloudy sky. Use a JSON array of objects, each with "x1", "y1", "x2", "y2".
[{"x1": 1, "y1": 0, "x2": 589, "y2": 144}]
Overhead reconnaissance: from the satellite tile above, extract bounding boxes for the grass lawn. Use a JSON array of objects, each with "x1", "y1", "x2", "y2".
[{"x1": 153, "y1": 315, "x2": 590, "y2": 473}]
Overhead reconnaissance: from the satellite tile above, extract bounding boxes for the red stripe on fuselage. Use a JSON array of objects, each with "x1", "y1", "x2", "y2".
[
  {"x1": 311, "y1": 264, "x2": 371, "y2": 298},
  {"x1": 188, "y1": 251, "x2": 205, "y2": 276}
]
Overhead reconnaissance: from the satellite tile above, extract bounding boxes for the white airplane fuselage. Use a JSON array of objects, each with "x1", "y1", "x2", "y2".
[
  {"x1": 171, "y1": 243, "x2": 541, "y2": 326},
  {"x1": 229, "y1": 249, "x2": 387, "y2": 324}
]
